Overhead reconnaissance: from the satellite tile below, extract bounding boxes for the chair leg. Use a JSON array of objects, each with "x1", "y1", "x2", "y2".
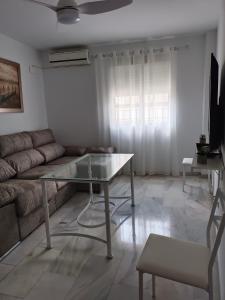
[
  {"x1": 209, "y1": 291, "x2": 213, "y2": 300},
  {"x1": 152, "y1": 275, "x2": 156, "y2": 298},
  {"x1": 139, "y1": 272, "x2": 143, "y2": 300},
  {"x1": 208, "y1": 171, "x2": 212, "y2": 194},
  {"x1": 208, "y1": 279, "x2": 213, "y2": 300},
  {"x1": 182, "y1": 165, "x2": 185, "y2": 192}
]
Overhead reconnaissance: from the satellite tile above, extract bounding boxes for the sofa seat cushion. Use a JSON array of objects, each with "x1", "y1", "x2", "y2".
[
  {"x1": 9, "y1": 179, "x2": 57, "y2": 217},
  {"x1": 47, "y1": 156, "x2": 78, "y2": 165},
  {"x1": 37, "y1": 143, "x2": 65, "y2": 163},
  {"x1": 0, "y1": 158, "x2": 16, "y2": 182},
  {"x1": 0, "y1": 132, "x2": 33, "y2": 158},
  {"x1": 5, "y1": 149, "x2": 45, "y2": 174},
  {"x1": 17, "y1": 165, "x2": 60, "y2": 180},
  {"x1": 17, "y1": 165, "x2": 68, "y2": 191},
  {"x1": 28, "y1": 129, "x2": 55, "y2": 148},
  {"x1": 47, "y1": 156, "x2": 79, "y2": 190},
  {"x1": 0, "y1": 182, "x2": 18, "y2": 207}
]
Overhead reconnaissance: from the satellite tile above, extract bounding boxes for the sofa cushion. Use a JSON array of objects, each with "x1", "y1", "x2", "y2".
[
  {"x1": 17, "y1": 165, "x2": 61, "y2": 180},
  {"x1": 5, "y1": 149, "x2": 45, "y2": 174},
  {"x1": 48, "y1": 156, "x2": 77, "y2": 165},
  {"x1": 47, "y1": 156, "x2": 77, "y2": 190},
  {"x1": 37, "y1": 143, "x2": 65, "y2": 163},
  {"x1": 0, "y1": 182, "x2": 18, "y2": 207},
  {"x1": 28, "y1": 129, "x2": 55, "y2": 148},
  {"x1": 0, "y1": 158, "x2": 16, "y2": 182},
  {"x1": 9, "y1": 179, "x2": 57, "y2": 217},
  {"x1": 17, "y1": 165, "x2": 67, "y2": 191},
  {"x1": 0, "y1": 132, "x2": 33, "y2": 158},
  {"x1": 64, "y1": 146, "x2": 87, "y2": 157}
]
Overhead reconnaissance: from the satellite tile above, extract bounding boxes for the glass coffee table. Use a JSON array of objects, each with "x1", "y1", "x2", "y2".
[{"x1": 41, "y1": 153, "x2": 135, "y2": 258}]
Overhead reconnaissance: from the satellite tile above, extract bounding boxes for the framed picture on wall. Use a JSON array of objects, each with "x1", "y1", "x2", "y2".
[{"x1": 0, "y1": 58, "x2": 23, "y2": 113}]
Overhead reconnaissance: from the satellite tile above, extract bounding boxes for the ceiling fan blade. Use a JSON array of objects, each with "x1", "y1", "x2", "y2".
[
  {"x1": 78, "y1": 0, "x2": 132, "y2": 15},
  {"x1": 22, "y1": 0, "x2": 57, "y2": 11}
]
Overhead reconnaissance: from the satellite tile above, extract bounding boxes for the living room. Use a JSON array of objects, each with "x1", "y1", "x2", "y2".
[{"x1": 0, "y1": 0, "x2": 225, "y2": 299}]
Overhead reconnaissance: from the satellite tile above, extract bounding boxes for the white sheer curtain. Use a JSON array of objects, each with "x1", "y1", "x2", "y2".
[{"x1": 94, "y1": 48, "x2": 179, "y2": 176}]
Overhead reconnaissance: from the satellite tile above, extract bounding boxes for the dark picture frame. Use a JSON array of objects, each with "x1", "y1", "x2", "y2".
[{"x1": 0, "y1": 58, "x2": 23, "y2": 113}]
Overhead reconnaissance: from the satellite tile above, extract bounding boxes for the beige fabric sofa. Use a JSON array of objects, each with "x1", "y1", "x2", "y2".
[{"x1": 0, "y1": 129, "x2": 114, "y2": 257}]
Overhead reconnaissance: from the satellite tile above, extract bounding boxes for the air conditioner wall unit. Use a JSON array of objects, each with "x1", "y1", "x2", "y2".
[{"x1": 48, "y1": 48, "x2": 90, "y2": 67}]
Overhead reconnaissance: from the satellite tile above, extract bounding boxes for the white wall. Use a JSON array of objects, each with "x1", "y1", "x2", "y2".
[
  {"x1": 0, "y1": 33, "x2": 48, "y2": 135},
  {"x1": 43, "y1": 63, "x2": 98, "y2": 146},
  {"x1": 43, "y1": 34, "x2": 212, "y2": 165}
]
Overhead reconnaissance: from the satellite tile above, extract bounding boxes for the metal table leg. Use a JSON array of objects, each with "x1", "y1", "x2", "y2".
[
  {"x1": 130, "y1": 158, "x2": 135, "y2": 207},
  {"x1": 41, "y1": 181, "x2": 51, "y2": 249},
  {"x1": 103, "y1": 183, "x2": 113, "y2": 259}
]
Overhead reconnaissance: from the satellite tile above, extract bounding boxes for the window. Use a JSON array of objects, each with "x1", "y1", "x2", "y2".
[
  {"x1": 112, "y1": 61, "x2": 170, "y2": 125},
  {"x1": 114, "y1": 92, "x2": 169, "y2": 124}
]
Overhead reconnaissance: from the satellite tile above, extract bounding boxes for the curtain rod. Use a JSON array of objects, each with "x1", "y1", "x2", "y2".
[{"x1": 90, "y1": 45, "x2": 189, "y2": 59}]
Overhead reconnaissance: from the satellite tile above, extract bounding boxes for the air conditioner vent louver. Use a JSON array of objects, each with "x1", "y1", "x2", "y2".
[{"x1": 48, "y1": 48, "x2": 90, "y2": 67}]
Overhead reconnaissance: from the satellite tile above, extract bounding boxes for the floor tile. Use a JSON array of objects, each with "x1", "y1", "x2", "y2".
[
  {"x1": 0, "y1": 264, "x2": 14, "y2": 282},
  {"x1": 106, "y1": 284, "x2": 149, "y2": 300},
  {"x1": 0, "y1": 295, "x2": 22, "y2": 300},
  {"x1": 0, "y1": 176, "x2": 211, "y2": 300},
  {"x1": 65, "y1": 254, "x2": 121, "y2": 300},
  {"x1": 0, "y1": 247, "x2": 60, "y2": 298},
  {"x1": 25, "y1": 272, "x2": 75, "y2": 300}
]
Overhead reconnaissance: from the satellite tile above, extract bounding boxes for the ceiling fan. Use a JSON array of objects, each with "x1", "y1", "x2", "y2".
[{"x1": 22, "y1": 0, "x2": 133, "y2": 25}]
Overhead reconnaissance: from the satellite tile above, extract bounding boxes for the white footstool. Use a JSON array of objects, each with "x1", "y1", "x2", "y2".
[{"x1": 182, "y1": 158, "x2": 193, "y2": 192}]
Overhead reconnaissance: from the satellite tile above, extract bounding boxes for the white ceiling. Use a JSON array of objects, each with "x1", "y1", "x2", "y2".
[{"x1": 0, "y1": 0, "x2": 220, "y2": 50}]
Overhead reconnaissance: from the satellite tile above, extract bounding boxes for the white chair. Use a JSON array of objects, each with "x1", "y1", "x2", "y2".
[
  {"x1": 136, "y1": 188, "x2": 225, "y2": 300},
  {"x1": 182, "y1": 157, "x2": 193, "y2": 192}
]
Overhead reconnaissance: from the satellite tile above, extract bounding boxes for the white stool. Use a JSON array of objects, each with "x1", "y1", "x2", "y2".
[{"x1": 182, "y1": 158, "x2": 193, "y2": 192}]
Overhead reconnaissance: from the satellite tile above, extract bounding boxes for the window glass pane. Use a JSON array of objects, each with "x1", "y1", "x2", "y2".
[{"x1": 112, "y1": 60, "x2": 170, "y2": 125}]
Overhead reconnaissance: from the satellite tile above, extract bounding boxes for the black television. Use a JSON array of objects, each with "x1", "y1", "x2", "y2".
[{"x1": 209, "y1": 53, "x2": 222, "y2": 152}]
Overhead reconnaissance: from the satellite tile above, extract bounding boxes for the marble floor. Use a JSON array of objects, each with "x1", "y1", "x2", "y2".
[{"x1": 0, "y1": 175, "x2": 214, "y2": 300}]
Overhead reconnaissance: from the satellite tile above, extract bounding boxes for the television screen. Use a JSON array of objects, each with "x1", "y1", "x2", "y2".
[
  {"x1": 209, "y1": 53, "x2": 221, "y2": 151},
  {"x1": 219, "y1": 63, "x2": 225, "y2": 145}
]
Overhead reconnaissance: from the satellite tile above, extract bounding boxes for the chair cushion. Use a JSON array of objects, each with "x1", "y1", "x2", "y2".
[
  {"x1": 37, "y1": 143, "x2": 65, "y2": 163},
  {"x1": 28, "y1": 129, "x2": 55, "y2": 148},
  {"x1": 9, "y1": 179, "x2": 57, "y2": 217},
  {"x1": 0, "y1": 132, "x2": 33, "y2": 158},
  {"x1": 5, "y1": 149, "x2": 45, "y2": 174},
  {"x1": 0, "y1": 158, "x2": 16, "y2": 182},
  {"x1": 47, "y1": 156, "x2": 77, "y2": 165},
  {"x1": 0, "y1": 182, "x2": 18, "y2": 207},
  {"x1": 137, "y1": 234, "x2": 210, "y2": 290}
]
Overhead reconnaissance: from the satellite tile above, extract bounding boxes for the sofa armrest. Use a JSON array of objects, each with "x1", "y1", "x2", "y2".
[
  {"x1": 86, "y1": 146, "x2": 115, "y2": 154},
  {"x1": 64, "y1": 145, "x2": 87, "y2": 157},
  {"x1": 64, "y1": 145, "x2": 116, "y2": 156},
  {"x1": 0, "y1": 183, "x2": 18, "y2": 208}
]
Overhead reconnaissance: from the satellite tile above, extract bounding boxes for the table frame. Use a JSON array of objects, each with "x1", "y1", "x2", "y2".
[
  {"x1": 41, "y1": 155, "x2": 135, "y2": 259},
  {"x1": 192, "y1": 155, "x2": 224, "y2": 194}
]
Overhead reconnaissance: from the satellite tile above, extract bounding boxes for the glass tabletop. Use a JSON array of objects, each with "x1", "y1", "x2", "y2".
[{"x1": 41, "y1": 153, "x2": 134, "y2": 182}]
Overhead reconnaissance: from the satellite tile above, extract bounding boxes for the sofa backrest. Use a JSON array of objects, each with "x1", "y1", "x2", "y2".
[
  {"x1": 27, "y1": 129, "x2": 55, "y2": 148},
  {"x1": 0, "y1": 129, "x2": 60, "y2": 176},
  {"x1": 0, "y1": 132, "x2": 33, "y2": 158},
  {"x1": 27, "y1": 129, "x2": 65, "y2": 163}
]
